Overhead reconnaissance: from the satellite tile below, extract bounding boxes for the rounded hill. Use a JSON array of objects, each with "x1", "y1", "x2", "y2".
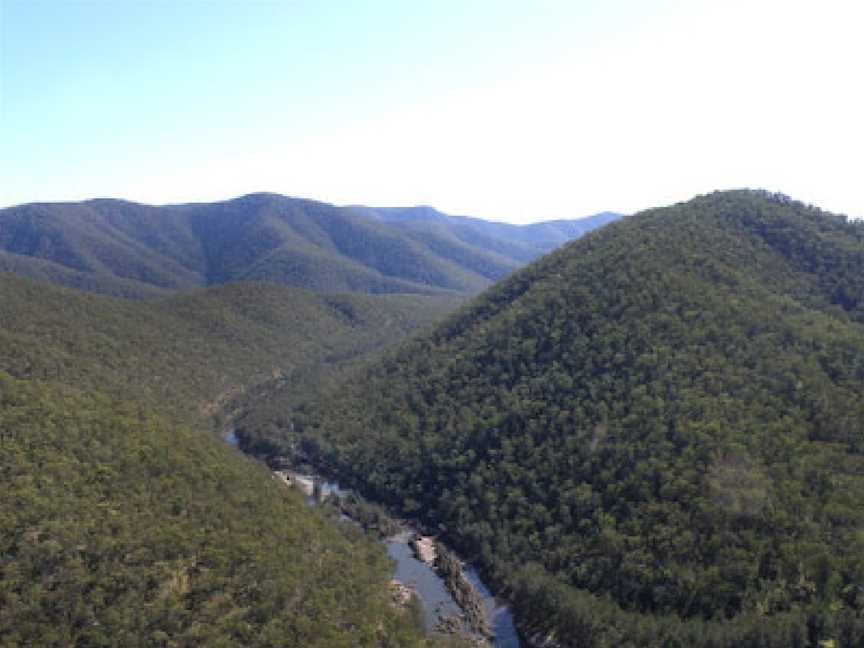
[{"x1": 280, "y1": 190, "x2": 864, "y2": 646}]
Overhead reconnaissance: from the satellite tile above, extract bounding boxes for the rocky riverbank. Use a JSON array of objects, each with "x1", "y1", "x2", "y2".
[
  {"x1": 407, "y1": 534, "x2": 493, "y2": 640},
  {"x1": 255, "y1": 452, "x2": 516, "y2": 646},
  {"x1": 435, "y1": 542, "x2": 493, "y2": 639}
]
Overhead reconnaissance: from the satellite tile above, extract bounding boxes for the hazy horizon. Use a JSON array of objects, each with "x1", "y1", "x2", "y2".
[
  {"x1": 2, "y1": 0, "x2": 862, "y2": 222},
  {"x1": 0, "y1": 189, "x2": 628, "y2": 223}
]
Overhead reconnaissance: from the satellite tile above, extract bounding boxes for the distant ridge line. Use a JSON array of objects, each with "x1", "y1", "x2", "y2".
[{"x1": 0, "y1": 192, "x2": 623, "y2": 299}]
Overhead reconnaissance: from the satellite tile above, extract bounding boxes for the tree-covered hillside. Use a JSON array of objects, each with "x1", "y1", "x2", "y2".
[
  {"x1": 0, "y1": 274, "x2": 457, "y2": 421},
  {"x1": 0, "y1": 194, "x2": 619, "y2": 299},
  {"x1": 251, "y1": 191, "x2": 864, "y2": 646},
  {"x1": 349, "y1": 205, "x2": 622, "y2": 269},
  {"x1": 0, "y1": 275, "x2": 462, "y2": 646},
  {"x1": 0, "y1": 373, "x2": 438, "y2": 647}
]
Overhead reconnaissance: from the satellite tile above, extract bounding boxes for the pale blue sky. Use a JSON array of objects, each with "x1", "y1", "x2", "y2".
[{"x1": 1, "y1": 0, "x2": 862, "y2": 222}]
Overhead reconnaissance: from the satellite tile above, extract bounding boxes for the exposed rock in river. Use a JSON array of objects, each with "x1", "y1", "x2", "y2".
[
  {"x1": 412, "y1": 535, "x2": 437, "y2": 565},
  {"x1": 265, "y1": 459, "x2": 516, "y2": 646}
]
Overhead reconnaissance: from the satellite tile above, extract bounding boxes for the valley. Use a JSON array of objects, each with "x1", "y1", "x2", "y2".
[
  {"x1": 2, "y1": 189, "x2": 862, "y2": 647},
  {"x1": 252, "y1": 459, "x2": 521, "y2": 647},
  {"x1": 7, "y1": 1, "x2": 862, "y2": 646},
  {"x1": 235, "y1": 190, "x2": 864, "y2": 646},
  {"x1": 0, "y1": 268, "x2": 468, "y2": 646}
]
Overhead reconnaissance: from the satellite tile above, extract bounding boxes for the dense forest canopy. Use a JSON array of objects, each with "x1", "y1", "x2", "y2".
[
  {"x1": 0, "y1": 194, "x2": 620, "y2": 299},
  {"x1": 0, "y1": 373, "x2": 438, "y2": 647},
  {"x1": 5, "y1": 188, "x2": 863, "y2": 646},
  {"x1": 240, "y1": 190, "x2": 864, "y2": 646},
  {"x1": 0, "y1": 275, "x2": 457, "y2": 421},
  {"x1": 0, "y1": 275, "x2": 463, "y2": 646}
]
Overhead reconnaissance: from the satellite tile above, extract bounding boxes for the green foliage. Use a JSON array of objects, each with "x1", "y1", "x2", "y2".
[
  {"x1": 0, "y1": 373, "x2": 432, "y2": 647},
  {"x1": 255, "y1": 190, "x2": 864, "y2": 646},
  {"x1": 0, "y1": 274, "x2": 460, "y2": 645},
  {"x1": 0, "y1": 274, "x2": 458, "y2": 422},
  {"x1": 0, "y1": 194, "x2": 619, "y2": 299},
  {"x1": 350, "y1": 206, "x2": 622, "y2": 267},
  {"x1": 333, "y1": 493, "x2": 403, "y2": 538}
]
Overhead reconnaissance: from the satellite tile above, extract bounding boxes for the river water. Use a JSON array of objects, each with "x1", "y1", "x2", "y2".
[
  {"x1": 464, "y1": 565, "x2": 521, "y2": 647},
  {"x1": 318, "y1": 480, "x2": 521, "y2": 647},
  {"x1": 385, "y1": 531, "x2": 521, "y2": 647},
  {"x1": 221, "y1": 431, "x2": 519, "y2": 646},
  {"x1": 386, "y1": 531, "x2": 462, "y2": 629}
]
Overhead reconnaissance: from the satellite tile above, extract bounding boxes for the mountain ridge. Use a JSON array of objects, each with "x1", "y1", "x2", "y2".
[{"x1": 0, "y1": 193, "x2": 622, "y2": 299}]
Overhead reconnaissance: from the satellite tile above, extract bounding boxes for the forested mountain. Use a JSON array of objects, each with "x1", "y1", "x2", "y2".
[
  {"x1": 0, "y1": 274, "x2": 462, "y2": 646},
  {"x1": 349, "y1": 205, "x2": 622, "y2": 266},
  {"x1": 0, "y1": 193, "x2": 620, "y2": 299},
  {"x1": 0, "y1": 274, "x2": 457, "y2": 420},
  {"x1": 243, "y1": 190, "x2": 864, "y2": 646}
]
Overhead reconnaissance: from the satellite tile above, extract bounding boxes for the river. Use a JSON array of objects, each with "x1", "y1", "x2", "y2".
[
  {"x1": 309, "y1": 476, "x2": 520, "y2": 647},
  {"x1": 221, "y1": 430, "x2": 519, "y2": 646}
]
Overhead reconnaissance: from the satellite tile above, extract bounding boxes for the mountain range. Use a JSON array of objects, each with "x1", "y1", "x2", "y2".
[
  {"x1": 5, "y1": 187, "x2": 863, "y2": 646},
  {"x1": 0, "y1": 193, "x2": 621, "y2": 299},
  {"x1": 0, "y1": 190, "x2": 622, "y2": 646}
]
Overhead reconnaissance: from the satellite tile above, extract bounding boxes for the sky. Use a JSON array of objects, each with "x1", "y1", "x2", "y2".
[{"x1": 1, "y1": 0, "x2": 862, "y2": 223}]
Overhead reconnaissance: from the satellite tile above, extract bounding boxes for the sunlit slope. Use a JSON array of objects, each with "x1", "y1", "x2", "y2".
[
  {"x1": 0, "y1": 373, "x2": 434, "y2": 647},
  {"x1": 288, "y1": 191, "x2": 864, "y2": 646},
  {"x1": 352, "y1": 205, "x2": 622, "y2": 264},
  {"x1": 0, "y1": 193, "x2": 620, "y2": 298},
  {"x1": 0, "y1": 274, "x2": 458, "y2": 419},
  {"x1": 0, "y1": 275, "x2": 462, "y2": 646}
]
